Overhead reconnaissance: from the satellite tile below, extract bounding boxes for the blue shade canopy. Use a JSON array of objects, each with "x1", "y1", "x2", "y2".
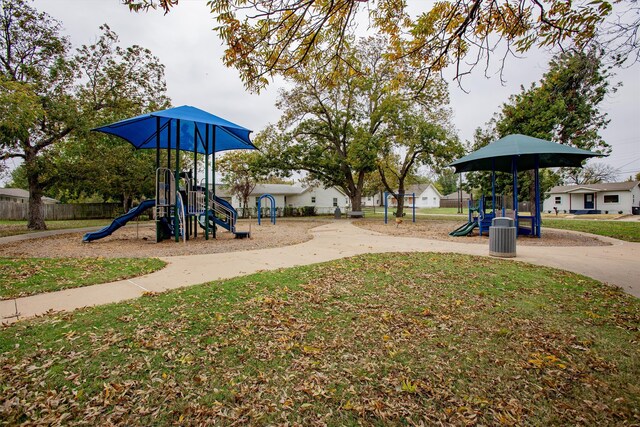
[
  {"x1": 450, "y1": 134, "x2": 605, "y2": 173},
  {"x1": 93, "y1": 105, "x2": 256, "y2": 155}
]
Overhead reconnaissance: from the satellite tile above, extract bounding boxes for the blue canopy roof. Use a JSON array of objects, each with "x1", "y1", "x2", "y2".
[{"x1": 93, "y1": 105, "x2": 256, "y2": 155}]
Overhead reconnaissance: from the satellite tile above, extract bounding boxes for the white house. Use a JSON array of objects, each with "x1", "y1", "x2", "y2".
[
  {"x1": 543, "y1": 181, "x2": 640, "y2": 215},
  {"x1": 222, "y1": 183, "x2": 350, "y2": 214},
  {"x1": 0, "y1": 188, "x2": 59, "y2": 204},
  {"x1": 362, "y1": 192, "x2": 383, "y2": 207},
  {"x1": 387, "y1": 184, "x2": 443, "y2": 208}
]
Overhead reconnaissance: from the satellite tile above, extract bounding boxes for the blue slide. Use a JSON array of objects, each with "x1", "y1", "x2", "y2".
[{"x1": 83, "y1": 199, "x2": 156, "y2": 242}]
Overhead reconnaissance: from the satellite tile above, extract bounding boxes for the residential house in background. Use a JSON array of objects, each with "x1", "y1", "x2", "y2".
[
  {"x1": 0, "y1": 188, "x2": 59, "y2": 204},
  {"x1": 220, "y1": 183, "x2": 350, "y2": 214},
  {"x1": 387, "y1": 184, "x2": 443, "y2": 208},
  {"x1": 543, "y1": 181, "x2": 640, "y2": 215}
]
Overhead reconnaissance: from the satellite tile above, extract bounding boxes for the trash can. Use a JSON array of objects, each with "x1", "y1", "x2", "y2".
[
  {"x1": 489, "y1": 217, "x2": 516, "y2": 258},
  {"x1": 334, "y1": 207, "x2": 342, "y2": 219},
  {"x1": 633, "y1": 206, "x2": 639, "y2": 216}
]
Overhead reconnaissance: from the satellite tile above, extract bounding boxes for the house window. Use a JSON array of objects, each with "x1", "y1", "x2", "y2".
[
  {"x1": 422, "y1": 197, "x2": 427, "y2": 201},
  {"x1": 333, "y1": 197, "x2": 338, "y2": 207},
  {"x1": 554, "y1": 196, "x2": 562, "y2": 204},
  {"x1": 311, "y1": 196, "x2": 316, "y2": 203},
  {"x1": 604, "y1": 195, "x2": 619, "y2": 203}
]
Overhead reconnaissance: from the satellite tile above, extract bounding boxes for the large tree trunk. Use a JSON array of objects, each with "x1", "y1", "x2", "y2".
[
  {"x1": 395, "y1": 198, "x2": 406, "y2": 218},
  {"x1": 350, "y1": 191, "x2": 362, "y2": 211},
  {"x1": 26, "y1": 151, "x2": 46, "y2": 230},
  {"x1": 395, "y1": 181, "x2": 406, "y2": 218},
  {"x1": 123, "y1": 194, "x2": 132, "y2": 212}
]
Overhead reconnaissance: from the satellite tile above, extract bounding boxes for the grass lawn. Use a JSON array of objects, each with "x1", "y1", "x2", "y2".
[
  {"x1": 1, "y1": 253, "x2": 638, "y2": 425},
  {"x1": 416, "y1": 207, "x2": 466, "y2": 215},
  {"x1": 361, "y1": 207, "x2": 466, "y2": 217},
  {"x1": 0, "y1": 257, "x2": 166, "y2": 299},
  {"x1": 544, "y1": 219, "x2": 640, "y2": 242},
  {"x1": 0, "y1": 219, "x2": 119, "y2": 238}
]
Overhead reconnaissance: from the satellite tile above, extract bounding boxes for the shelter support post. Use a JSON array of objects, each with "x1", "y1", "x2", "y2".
[
  {"x1": 491, "y1": 159, "x2": 496, "y2": 215},
  {"x1": 512, "y1": 156, "x2": 519, "y2": 237},
  {"x1": 204, "y1": 124, "x2": 209, "y2": 240},
  {"x1": 155, "y1": 116, "x2": 161, "y2": 243},
  {"x1": 175, "y1": 119, "x2": 181, "y2": 243},
  {"x1": 384, "y1": 192, "x2": 388, "y2": 224},
  {"x1": 412, "y1": 193, "x2": 416, "y2": 223},
  {"x1": 535, "y1": 156, "x2": 541, "y2": 238},
  {"x1": 193, "y1": 130, "x2": 198, "y2": 239},
  {"x1": 212, "y1": 127, "x2": 216, "y2": 238}
]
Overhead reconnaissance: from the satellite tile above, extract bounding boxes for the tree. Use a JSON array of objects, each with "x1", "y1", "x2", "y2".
[
  {"x1": 0, "y1": 0, "x2": 168, "y2": 229},
  {"x1": 257, "y1": 37, "x2": 438, "y2": 212},
  {"x1": 497, "y1": 49, "x2": 612, "y2": 153},
  {"x1": 123, "y1": 0, "x2": 639, "y2": 92},
  {"x1": 435, "y1": 169, "x2": 458, "y2": 196},
  {"x1": 563, "y1": 162, "x2": 618, "y2": 185},
  {"x1": 465, "y1": 49, "x2": 613, "y2": 207},
  {"x1": 217, "y1": 150, "x2": 269, "y2": 217},
  {"x1": 376, "y1": 102, "x2": 462, "y2": 217}
]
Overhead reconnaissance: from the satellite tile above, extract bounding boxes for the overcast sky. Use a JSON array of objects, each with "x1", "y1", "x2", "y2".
[{"x1": 26, "y1": 0, "x2": 640, "y2": 182}]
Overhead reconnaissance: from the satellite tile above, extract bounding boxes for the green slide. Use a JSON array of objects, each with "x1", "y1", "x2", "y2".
[{"x1": 449, "y1": 221, "x2": 478, "y2": 237}]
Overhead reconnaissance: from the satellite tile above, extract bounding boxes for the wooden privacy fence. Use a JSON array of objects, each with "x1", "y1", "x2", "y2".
[
  {"x1": 440, "y1": 197, "x2": 532, "y2": 212},
  {"x1": 439, "y1": 199, "x2": 469, "y2": 208},
  {"x1": 0, "y1": 202, "x2": 122, "y2": 220}
]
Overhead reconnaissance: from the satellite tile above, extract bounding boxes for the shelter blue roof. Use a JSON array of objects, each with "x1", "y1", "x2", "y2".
[
  {"x1": 93, "y1": 105, "x2": 256, "y2": 155},
  {"x1": 449, "y1": 134, "x2": 605, "y2": 173}
]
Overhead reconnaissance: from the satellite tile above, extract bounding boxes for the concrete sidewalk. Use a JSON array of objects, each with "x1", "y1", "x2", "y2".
[{"x1": 2, "y1": 221, "x2": 639, "y2": 324}]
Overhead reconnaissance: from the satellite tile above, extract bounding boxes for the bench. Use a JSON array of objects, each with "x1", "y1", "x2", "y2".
[{"x1": 347, "y1": 210, "x2": 365, "y2": 218}]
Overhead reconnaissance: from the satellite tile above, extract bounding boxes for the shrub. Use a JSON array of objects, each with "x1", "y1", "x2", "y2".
[{"x1": 302, "y1": 206, "x2": 316, "y2": 216}]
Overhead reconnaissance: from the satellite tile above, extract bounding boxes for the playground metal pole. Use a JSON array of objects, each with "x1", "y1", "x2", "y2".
[
  {"x1": 167, "y1": 122, "x2": 171, "y2": 172},
  {"x1": 412, "y1": 192, "x2": 416, "y2": 223},
  {"x1": 155, "y1": 116, "x2": 160, "y2": 243},
  {"x1": 175, "y1": 119, "x2": 181, "y2": 243},
  {"x1": 167, "y1": 121, "x2": 172, "y2": 239},
  {"x1": 193, "y1": 127, "x2": 198, "y2": 239},
  {"x1": 212, "y1": 126, "x2": 216, "y2": 239},
  {"x1": 491, "y1": 158, "x2": 496, "y2": 215},
  {"x1": 535, "y1": 155, "x2": 541, "y2": 238},
  {"x1": 204, "y1": 124, "x2": 209, "y2": 240},
  {"x1": 512, "y1": 156, "x2": 519, "y2": 237},
  {"x1": 384, "y1": 192, "x2": 388, "y2": 224}
]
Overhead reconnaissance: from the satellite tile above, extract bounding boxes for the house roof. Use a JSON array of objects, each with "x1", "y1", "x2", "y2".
[
  {"x1": 549, "y1": 181, "x2": 640, "y2": 194},
  {"x1": 251, "y1": 184, "x2": 305, "y2": 195},
  {"x1": 0, "y1": 188, "x2": 59, "y2": 203},
  {"x1": 442, "y1": 190, "x2": 471, "y2": 200},
  {"x1": 215, "y1": 183, "x2": 346, "y2": 197},
  {"x1": 399, "y1": 184, "x2": 443, "y2": 198}
]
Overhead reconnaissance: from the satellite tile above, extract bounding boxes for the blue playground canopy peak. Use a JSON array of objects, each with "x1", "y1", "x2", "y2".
[{"x1": 93, "y1": 105, "x2": 256, "y2": 155}]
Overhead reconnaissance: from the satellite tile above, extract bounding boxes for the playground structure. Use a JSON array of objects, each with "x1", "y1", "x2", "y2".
[
  {"x1": 83, "y1": 106, "x2": 256, "y2": 243},
  {"x1": 449, "y1": 134, "x2": 604, "y2": 238},
  {"x1": 448, "y1": 195, "x2": 512, "y2": 237},
  {"x1": 383, "y1": 192, "x2": 416, "y2": 224},
  {"x1": 257, "y1": 194, "x2": 276, "y2": 225}
]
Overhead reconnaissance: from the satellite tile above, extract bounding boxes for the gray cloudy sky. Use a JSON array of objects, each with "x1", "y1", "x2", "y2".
[{"x1": 31, "y1": 0, "x2": 640, "y2": 180}]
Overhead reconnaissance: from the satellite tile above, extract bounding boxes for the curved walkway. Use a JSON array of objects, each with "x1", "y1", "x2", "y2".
[{"x1": 2, "y1": 221, "x2": 639, "y2": 324}]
